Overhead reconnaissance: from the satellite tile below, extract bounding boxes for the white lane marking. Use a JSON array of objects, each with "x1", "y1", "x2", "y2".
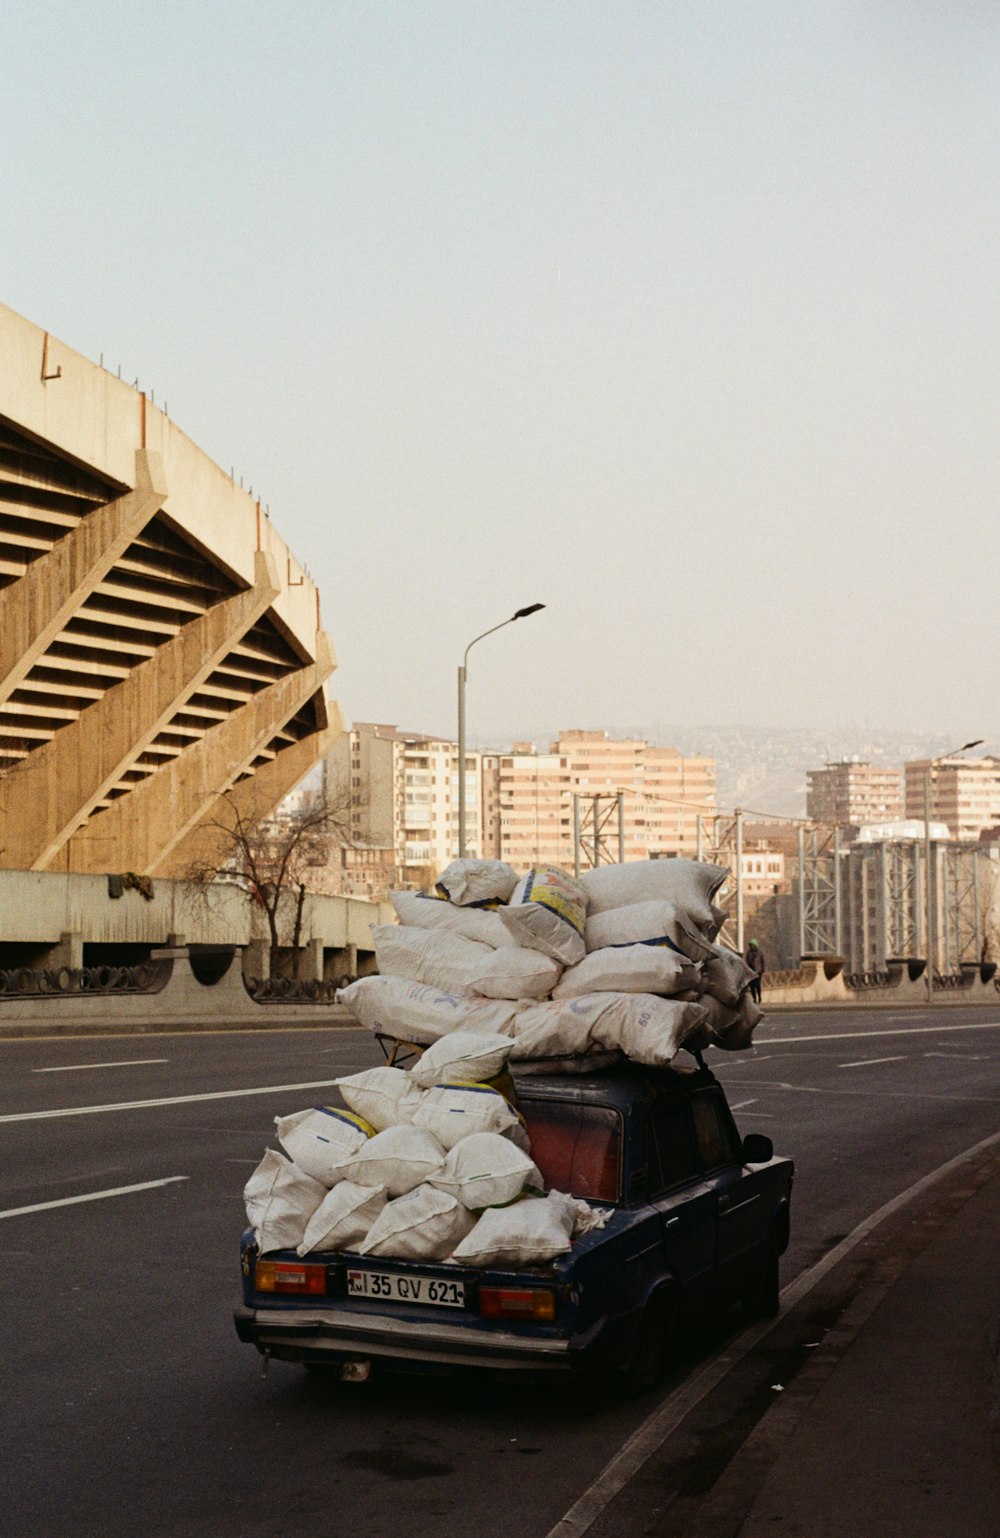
[
  {"x1": 0, "y1": 1176, "x2": 188, "y2": 1220},
  {"x1": 764, "y1": 1020, "x2": 1000, "y2": 1045},
  {"x1": 0, "y1": 1079, "x2": 343, "y2": 1125},
  {"x1": 925, "y1": 1052, "x2": 988, "y2": 1061},
  {"x1": 33, "y1": 1059, "x2": 169, "y2": 1073},
  {"x1": 839, "y1": 1055, "x2": 908, "y2": 1069},
  {"x1": 545, "y1": 1124, "x2": 1000, "y2": 1538},
  {"x1": 715, "y1": 1076, "x2": 1000, "y2": 1108},
  {"x1": 729, "y1": 1099, "x2": 758, "y2": 1110}
]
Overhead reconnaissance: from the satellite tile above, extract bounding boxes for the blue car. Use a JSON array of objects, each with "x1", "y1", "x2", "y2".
[{"x1": 234, "y1": 1063, "x2": 793, "y2": 1390}]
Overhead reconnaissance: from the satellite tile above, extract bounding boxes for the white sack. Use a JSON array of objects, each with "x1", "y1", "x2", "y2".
[
  {"x1": 412, "y1": 1081, "x2": 527, "y2": 1152},
  {"x1": 359, "y1": 1185, "x2": 476, "y2": 1261},
  {"x1": 244, "y1": 1149, "x2": 327, "y2": 1254},
  {"x1": 585, "y1": 900, "x2": 717, "y2": 963},
  {"x1": 335, "y1": 1124, "x2": 447, "y2": 1197},
  {"x1": 694, "y1": 992, "x2": 739, "y2": 1034},
  {"x1": 410, "y1": 1029, "x2": 516, "y2": 1088},
  {"x1": 580, "y1": 858, "x2": 729, "y2": 925},
  {"x1": 390, "y1": 889, "x2": 509, "y2": 947},
  {"x1": 297, "y1": 1180, "x2": 388, "y2": 1255},
  {"x1": 335, "y1": 1066, "x2": 426, "y2": 1130},
  {"x1": 676, "y1": 1019, "x2": 720, "y2": 1055},
  {"x1": 336, "y1": 975, "x2": 526, "y2": 1044},
  {"x1": 452, "y1": 1190, "x2": 575, "y2": 1268},
  {"x1": 702, "y1": 945, "x2": 756, "y2": 1008},
  {"x1": 468, "y1": 944, "x2": 563, "y2": 1001},
  {"x1": 430, "y1": 1132, "x2": 543, "y2": 1210},
  {"x1": 551, "y1": 1191, "x2": 611, "y2": 1238},
  {"x1": 714, "y1": 992, "x2": 764, "y2": 1051},
  {"x1": 498, "y1": 866, "x2": 588, "y2": 966},
  {"x1": 709, "y1": 903, "x2": 729, "y2": 940},
  {"x1": 544, "y1": 1187, "x2": 610, "y2": 1238},
  {"x1": 553, "y1": 943, "x2": 701, "y2": 999},
  {"x1": 591, "y1": 993, "x2": 711, "y2": 1068},
  {"x1": 371, "y1": 924, "x2": 493, "y2": 995},
  {"x1": 274, "y1": 1105, "x2": 374, "y2": 1187},
  {"x1": 435, "y1": 858, "x2": 519, "y2": 907},
  {"x1": 505, "y1": 993, "x2": 613, "y2": 1060}
]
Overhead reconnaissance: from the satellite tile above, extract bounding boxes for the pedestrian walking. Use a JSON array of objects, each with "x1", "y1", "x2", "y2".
[{"x1": 745, "y1": 939, "x2": 765, "y2": 1003}]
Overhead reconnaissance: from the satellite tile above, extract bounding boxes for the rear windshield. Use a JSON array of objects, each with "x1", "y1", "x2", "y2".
[{"x1": 520, "y1": 1100, "x2": 622, "y2": 1203}]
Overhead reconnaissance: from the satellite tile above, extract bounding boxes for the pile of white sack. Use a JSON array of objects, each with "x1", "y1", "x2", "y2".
[
  {"x1": 244, "y1": 1030, "x2": 609, "y2": 1265},
  {"x1": 337, "y1": 857, "x2": 763, "y2": 1073}
]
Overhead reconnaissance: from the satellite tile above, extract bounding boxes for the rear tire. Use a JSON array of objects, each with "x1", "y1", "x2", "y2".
[{"x1": 621, "y1": 1297, "x2": 670, "y2": 1395}]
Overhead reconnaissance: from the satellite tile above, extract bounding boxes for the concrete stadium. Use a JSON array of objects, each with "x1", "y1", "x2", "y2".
[{"x1": 0, "y1": 304, "x2": 386, "y2": 999}]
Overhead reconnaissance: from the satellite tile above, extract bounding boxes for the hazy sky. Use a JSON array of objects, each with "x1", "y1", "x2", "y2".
[{"x1": 4, "y1": 2, "x2": 998, "y2": 752}]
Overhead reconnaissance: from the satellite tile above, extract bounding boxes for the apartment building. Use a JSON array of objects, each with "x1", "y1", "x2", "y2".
[
  {"x1": 302, "y1": 841, "x2": 397, "y2": 901},
  {"x1": 740, "y1": 843, "x2": 787, "y2": 897},
  {"x1": 805, "y1": 760, "x2": 904, "y2": 831},
  {"x1": 491, "y1": 730, "x2": 716, "y2": 869},
  {"x1": 904, "y1": 757, "x2": 1000, "y2": 842},
  {"x1": 477, "y1": 753, "x2": 503, "y2": 861},
  {"x1": 324, "y1": 722, "x2": 485, "y2": 888},
  {"x1": 325, "y1": 725, "x2": 715, "y2": 888},
  {"x1": 491, "y1": 745, "x2": 572, "y2": 868}
]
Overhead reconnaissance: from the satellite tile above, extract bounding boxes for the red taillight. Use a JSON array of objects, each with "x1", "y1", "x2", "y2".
[
  {"x1": 479, "y1": 1286, "x2": 556, "y2": 1321},
  {"x1": 255, "y1": 1260, "x2": 327, "y2": 1296}
]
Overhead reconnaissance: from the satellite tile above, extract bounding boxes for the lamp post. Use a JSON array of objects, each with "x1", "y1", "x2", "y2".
[
  {"x1": 923, "y1": 738, "x2": 983, "y2": 1003},
  {"x1": 457, "y1": 604, "x2": 545, "y2": 859}
]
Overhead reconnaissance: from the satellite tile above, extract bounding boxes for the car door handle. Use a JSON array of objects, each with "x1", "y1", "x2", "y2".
[
  {"x1": 663, "y1": 1216, "x2": 680, "y2": 1229},
  {"x1": 719, "y1": 1193, "x2": 760, "y2": 1215}
]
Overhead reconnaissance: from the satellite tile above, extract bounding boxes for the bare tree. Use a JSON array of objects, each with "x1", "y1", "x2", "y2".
[{"x1": 187, "y1": 784, "x2": 354, "y2": 976}]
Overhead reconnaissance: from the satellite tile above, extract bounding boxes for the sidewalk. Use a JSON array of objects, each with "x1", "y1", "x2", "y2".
[{"x1": 731, "y1": 1167, "x2": 1000, "y2": 1537}]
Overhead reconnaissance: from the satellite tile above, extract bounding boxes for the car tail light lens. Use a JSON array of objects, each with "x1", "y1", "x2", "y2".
[
  {"x1": 255, "y1": 1260, "x2": 327, "y2": 1296},
  {"x1": 479, "y1": 1286, "x2": 556, "y2": 1321}
]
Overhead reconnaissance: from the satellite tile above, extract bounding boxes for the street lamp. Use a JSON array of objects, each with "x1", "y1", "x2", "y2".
[
  {"x1": 457, "y1": 604, "x2": 545, "y2": 859},
  {"x1": 923, "y1": 738, "x2": 983, "y2": 1002}
]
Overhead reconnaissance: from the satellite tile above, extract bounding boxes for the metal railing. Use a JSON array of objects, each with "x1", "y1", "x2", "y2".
[
  {"x1": 244, "y1": 975, "x2": 354, "y2": 1004},
  {"x1": 0, "y1": 962, "x2": 168, "y2": 997}
]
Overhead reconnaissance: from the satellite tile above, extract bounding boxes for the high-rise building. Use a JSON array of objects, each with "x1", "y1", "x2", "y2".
[
  {"x1": 479, "y1": 753, "x2": 503, "y2": 861},
  {"x1": 492, "y1": 730, "x2": 715, "y2": 869},
  {"x1": 805, "y1": 760, "x2": 904, "y2": 831},
  {"x1": 492, "y1": 745, "x2": 571, "y2": 869},
  {"x1": 326, "y1": 725, "x2": 715, "y2": 887},
  {"x1": 324, "y1": 722, "x2": 485, "y2": 888},
  {"x1": 904, "y1": 757, "x2": 1000, "y2": 842}
]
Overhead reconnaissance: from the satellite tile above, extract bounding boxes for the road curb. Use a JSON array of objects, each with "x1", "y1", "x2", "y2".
[
  {"x1": 558, "y1": 1134, "x2": 1000, "y2": 1538},
  {"x1": 658, "y1": 1142, "x2": 1000, "y2": 1537},
  {"x1": 0, "y1": 1009, "x2": 361, "y2": 1040}
]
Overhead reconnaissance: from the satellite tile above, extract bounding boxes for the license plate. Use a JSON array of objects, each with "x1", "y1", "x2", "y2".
[{"x1": 346, "y1": 1268, "x2": 466, "y2": 1309}]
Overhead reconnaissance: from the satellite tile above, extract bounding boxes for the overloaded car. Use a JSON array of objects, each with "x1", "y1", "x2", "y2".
[{"x1": 234, "y1": 1063, "x2": 793, "y2": 1390}]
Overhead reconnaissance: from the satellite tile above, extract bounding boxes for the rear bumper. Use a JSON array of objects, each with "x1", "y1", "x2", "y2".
[{"x1": 233, "y1": 1300, "x2": 609, "y2": 1374}]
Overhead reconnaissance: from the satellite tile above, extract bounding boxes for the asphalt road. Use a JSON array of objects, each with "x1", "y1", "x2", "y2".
[{"x1": 3, "y1": 1008, "x2": 999, "y2": 1538}]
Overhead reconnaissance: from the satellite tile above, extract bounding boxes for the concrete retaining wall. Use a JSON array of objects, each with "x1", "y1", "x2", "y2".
[
  {"x1": 0, "y1": 867, "x2": 392, "y2": 965},
  {"x1": 764, "y1": 956, "x2": 1000, "y2": 1009}
]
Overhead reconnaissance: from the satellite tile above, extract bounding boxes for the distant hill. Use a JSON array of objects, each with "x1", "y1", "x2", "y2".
[{"x1": 631, "y1": 724, "x2": 985, "y2": 820}]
